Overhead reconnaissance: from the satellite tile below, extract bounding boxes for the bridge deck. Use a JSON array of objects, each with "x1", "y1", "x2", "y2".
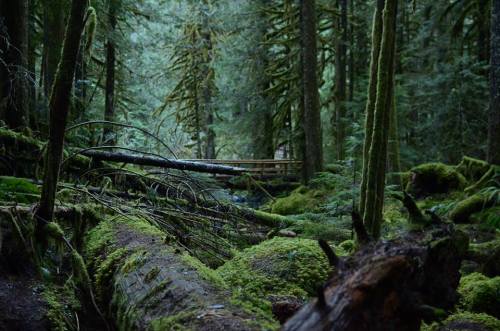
[{"x1": 183, "y1": 159, "x2": 302, "y2": 179}]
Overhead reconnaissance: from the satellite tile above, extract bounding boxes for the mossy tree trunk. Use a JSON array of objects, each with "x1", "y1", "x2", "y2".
[
  {"x1": 34, "y1": 0, "x2": 89, "y2": 242},
  {"x1": 333, "y1": 0, "x2": 348, "y2": 161},
  {"x1": 103, "y1": 0, "x2": 118, "y2": 146},
  {"x1": 388, "y1": 94, "x2": 402, "y2": 187},
  {"x1": 488, "y1": 0, "x2": 500, "y2": 165},
  {"x1": 300, "y1": 0, "x2": 323, "y2": 183},
  {"x1": 0, "y1": 0, "x2": 29, "y2": 130},
  {"x1": 359, "y1": 0, "x2": 385, "y2": 218},
  {"x1": 41, "y1": 0, "x2": 66, "y2": 99},
  {"x1": 361, "y1": 0, "x2": 397, "y2": 238}
]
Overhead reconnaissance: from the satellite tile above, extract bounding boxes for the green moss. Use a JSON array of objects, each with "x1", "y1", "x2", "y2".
[
  {"x1": 181, "y1": 252, "x2": 226, "y2": 289},
  {"x1": 42, "y1": 285, "x2": 80, "y2": 331},
  {"x1": 144, "y1": 266, "x2": 161, "y2": 283},
  {"x1": 467, "y1": 239, "x2": 500, "y2": 277},
  {"x1": 458, "y1": 272, "x2": 500, "y2": 318},
  {"x1": 449, "y1": 194, "x2": 497, "y2": 223},
  {"x1": 441, "y1": 312, "x2": 500, "y2": 331},
  {"x1": 46, "y1": 222, "x2": 65, "y2": 241},
  {"x1": 71, "y1": 249, "x2": 92, "y2": 291},
  {"x1": 456, "y1": 156, "x2": 492, "y2": 182},
  {"x1": 217, "y1": 237, "x2": 329, "y2": 324},
  {"x1": 270, "y1": 186, "x2": 325, "y2": 215},
  {"x1": 95, "y1": 248, "x2": 129, "y2": 303},
  {"x1": 470, "y1": 206, "x2": 500, "y2": 229},
  {"x1": 286, "y1": 218, "x2": 352, "y2": 244},
  {"x1": 149, "y1": 311, "x2": 197, "y2": 331},
  {"x1": 406, "y1": 163, "x2": 467, "y2": 197},
  {"x1": 121, "y1": 250, "x2": 149, "y2": 274},
  {"x1": 0, "y1": 127, "x2": 42, "y2": 147},
  {"x1": 0, "y1": 176, "x2": 40, "y2": 203}
]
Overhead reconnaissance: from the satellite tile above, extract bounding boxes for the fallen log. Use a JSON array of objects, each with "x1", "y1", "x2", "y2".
[
  {"x1": 84, "y1": 216, "x2": 268, "y2": 331},
  {"x1": 80, "y1": 150, "x2": 247, "y2": 175},
  {"x1": 283, "y1": 225, "x2": 469, "y2": 331}
]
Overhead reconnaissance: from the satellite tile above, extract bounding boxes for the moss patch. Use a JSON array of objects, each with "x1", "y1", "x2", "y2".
[
  {"x1": 406, "y1": 163, "x2": 466, "y2": 197},
  {"x1": 458, "y1": 272, "x2": 500, "y2": 318},
  {"x1": 270, "y1": 186, "x2": 326, "y2": 215},
  {"x1": 0, "y1": 176, "x2": 40, "y2": 203},
  {"x1": 449, "y1": 193, "x2": 497, "y2": 223},
  {"x1": 217, "y1": 237, "x2": 329, "y2": 323}
]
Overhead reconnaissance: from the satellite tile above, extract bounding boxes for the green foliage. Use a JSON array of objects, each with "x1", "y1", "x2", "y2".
[
  {"x1": 0, "y1": 176, "x2": 40, "y2": 203},
  {"x1": 458, "y1": 272, "x2": 500, "y2": 318},
  {"x1": 270, "y1": 186, "x2": 326, "y2": 215}
]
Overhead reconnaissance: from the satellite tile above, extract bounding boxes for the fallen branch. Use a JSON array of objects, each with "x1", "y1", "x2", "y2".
[{"x1": 80, "y1": 149, "x2": 247, "y2": 175}]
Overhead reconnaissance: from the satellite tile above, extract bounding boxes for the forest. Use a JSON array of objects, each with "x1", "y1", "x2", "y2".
[{"x1": 0, "y1": 0, "x2": 499, "y2": 330}]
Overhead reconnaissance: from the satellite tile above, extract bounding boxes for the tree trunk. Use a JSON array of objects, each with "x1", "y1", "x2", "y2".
[
  {"x1": 84, "y1": 218, "x2": 261, "y2": 331},
  {"x1": 34, "y1": 0, "x2": 89, "y2": 241},
  {"x1": 42, "y1": 0, "x2": 66, "y2": 98},
  {"x1": 283, "y1": 225, "x2": 468, "y2": 331},
  {"x1": 103, "y1": 0, "x2": 118, "y2": 146},
  {"x1": 388, "y1": 94, "x2": 402, "y2": 187},
  {"x1": 488, "y1": 0, "x2": 500, "y2": 165},
  {"x1": 79, "y1": 149, "x2": 246, "y2": 175},
  {"x1": 300, "y1": 0, "x2": 323, "y2": 183},
  {"x1": 0, "y1": 0, "x2": 29, "y2": 130},
  {"x1": 334, "y1": 0, "x2": 348, "y2": 161},
  {"x1": 359, "y1": 0, "x2": 385, "y2": 217},
  {"x1": 362, "y1": 0, "x2": 397, "y2": 238}
]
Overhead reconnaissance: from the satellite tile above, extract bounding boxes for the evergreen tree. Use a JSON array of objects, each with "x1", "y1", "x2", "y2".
[
  {"x1": 300, "y1": 0, "x2": 323, "y2": 183},
  {"x1": 0, "y1": 0, "x2": 29, "y2": 130},
  {"x1": 360, "y1": 0, "x2": 397, "y2": 238},
  {"x1": 488, "y1": 0, "x2": 500, "y2": 164}
]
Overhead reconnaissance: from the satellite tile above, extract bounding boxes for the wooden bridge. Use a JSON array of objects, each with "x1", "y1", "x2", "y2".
[
  {"x1": 79, "y1": 150, "x2": 302, "y2": 181},
  {"x1": 184, "y1": 159, "x2": 303, "y2": 180}
]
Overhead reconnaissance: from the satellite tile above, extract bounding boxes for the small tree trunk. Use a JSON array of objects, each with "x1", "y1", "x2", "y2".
[
  {"x1": 333, "y1": 0, "x2": 348, "y2": 161},
  {"x1": 300, "y1": 0, "x2": 323, "y2": 183},
  {"x1": 34, "y1": 0, "x2": 89, "y2": 242},
  {"x1": 488, "y1": 0, "x2": 500, "y2": 165},
  {"x1": 359, "y1": 0, "x2": 385, "y2": 217},
  {"x1": 362, "y1": 0, "x2": 397, "y2": 238},
  {"x1": 103, "y1": 0, "x2": 118, "y2": 146},
  {"x1": 42, "y1": 0, "x2": 66, "y2": 98},
  {"x1": 0, "y1": 0, "x2": 29, "y2": 130}
]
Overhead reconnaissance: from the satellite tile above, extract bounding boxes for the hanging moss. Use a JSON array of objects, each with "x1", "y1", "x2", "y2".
[
  {"x1": 406, "y1": 163, "x2": 467, "y2": 197},
  {"x1": 458, "y1": 272, "x2": 500, "y2": 318}
]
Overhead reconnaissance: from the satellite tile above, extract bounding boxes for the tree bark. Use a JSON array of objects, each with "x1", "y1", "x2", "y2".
[
  {"x1": 103, "y1": 0, "x2": 118, "y2": 146},
  {"x1": 359, "y1": 0, "x2": 385, "y2": 217},
  {"x1": 333, "y1": 0, "x2": 348, "y2": 161},
  {"x1": 362, "y1": 0, "x2": 397, "y2": 238},
  {"x1": 0, "y1": 0, "x2": 29, "y2": 130},
  {"x1": 300, "y1": 0, "x2": 323, "y2": 183},
  {"x1": 283, "y1": 226, "x2": 468, "y2": 331},
  {"x1": 42, "y1": 0, "x2": 66, "y2": 98},
  {"x1": 84, "y1": 218, "x2": 262, "y2": 331},
  {"x1": 488, "y1": 0, "x2": 500, "y2": 165},
  {"x1": 79, "y1": 149, "x2": 247, "y2": 175},
  {"x1": 34, "y1": 0, "x2": 89, "y2": 236}
]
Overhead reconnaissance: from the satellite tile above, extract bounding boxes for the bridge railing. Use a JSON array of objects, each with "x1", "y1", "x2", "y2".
[{"x1": 184, "y1": 159, "x2": 302, "y2": 179}]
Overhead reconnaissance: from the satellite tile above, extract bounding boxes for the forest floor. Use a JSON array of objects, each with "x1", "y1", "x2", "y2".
[{"x1": 0, "y1": 129, "x2": 499, "y2": 331}]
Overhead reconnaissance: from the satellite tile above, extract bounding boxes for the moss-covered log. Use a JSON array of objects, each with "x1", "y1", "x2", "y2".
[
  {"x1": 283, "y1": 225, "x2": 469, "y2": 331},
  {"x1": 84, "y1": 217, "x2": 266, "y2": 331}
]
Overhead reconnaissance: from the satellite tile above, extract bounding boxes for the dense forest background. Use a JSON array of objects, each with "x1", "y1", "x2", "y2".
[
  {"x1": 1, "y1": 0, "x2": 500, "y2": 330},
  {"x1": 1, "y1": 0, "x2": 497, "y2": 168}
]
